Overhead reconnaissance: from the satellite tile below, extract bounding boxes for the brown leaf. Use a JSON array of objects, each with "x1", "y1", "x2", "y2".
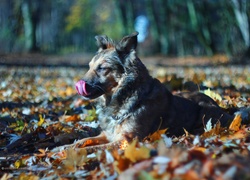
[
  {"x1": 61, "y1": 148, "x2": 87, "y2": 173},
  {"x1": 34, "y1": 149, "x2": 46, "y2": 157}
]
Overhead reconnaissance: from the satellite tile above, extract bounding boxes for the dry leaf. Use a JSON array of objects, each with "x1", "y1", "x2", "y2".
[
  {"x1": 66, "y1": 114, "x2": 81, "y2": 122},
  {"x1": 229, "y1": 114, "x2": 242, "y2": 131},
  {"x1": 203, "y1": 89, "x2": 222, "y2": 102},
  {"x1": 221, "y1": 128, "x2": 249, "y2": 141},
  {"x1": 37, "y1": 114, "x2": 45, "y2": 126},
  {"x1": 34, "y1": 149, "x2": 46, "y2": 157},
  {"x1": 17, "y1": 173, "x2": 39, "y2": 180},
  {"x1": 202, "y1": 121, "x2": 221, "y2": 138},
  {"x1": 124, "y1": 140, "x2": 150, "y2": 163},
  {"x1": 146, "y1": 128, "x2": 168, "y2": 142},
  {"x1": 61, "y1": 148, "x2": 87, "y2": 173}
]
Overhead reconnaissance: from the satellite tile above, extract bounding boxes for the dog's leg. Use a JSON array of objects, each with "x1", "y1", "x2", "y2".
[
  {"x1": 82, "y1": 140, "x2": 124, "y2": 154},
  {"x1": 51, "y1": 132, "x2": 109, "y2": 152},
  {"x1": 73, "y1": 132, "x2": 109, "y2": 148}
]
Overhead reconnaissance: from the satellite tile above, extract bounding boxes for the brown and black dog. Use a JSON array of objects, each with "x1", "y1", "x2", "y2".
[{"x1": 74, "y1": 32, "x2": 234, "y2": 150}]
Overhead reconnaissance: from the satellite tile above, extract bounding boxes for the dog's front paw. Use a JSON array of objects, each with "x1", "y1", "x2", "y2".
[{"x1": 73, "y1": 139, "x2": 96, "y2": 148}]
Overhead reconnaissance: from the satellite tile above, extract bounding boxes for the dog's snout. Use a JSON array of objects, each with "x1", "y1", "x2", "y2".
[{"x1": 75, "y1": 80, "x2": 90, "y2": 96}]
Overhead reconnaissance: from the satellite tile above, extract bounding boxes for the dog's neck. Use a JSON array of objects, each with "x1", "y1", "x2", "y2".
[{"x1": 100, "y1": 57, "x2": 153, "y2": 109}]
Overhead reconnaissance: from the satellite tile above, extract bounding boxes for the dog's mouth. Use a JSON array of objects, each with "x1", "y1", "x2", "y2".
[{"x1": 75, "y1": 80, "x2": 104, "y2": 99}]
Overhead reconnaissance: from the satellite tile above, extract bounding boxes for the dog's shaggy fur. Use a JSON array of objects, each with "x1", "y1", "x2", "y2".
[{"x1": 75, "y1": 32, "x2": 233, "y2": 148}]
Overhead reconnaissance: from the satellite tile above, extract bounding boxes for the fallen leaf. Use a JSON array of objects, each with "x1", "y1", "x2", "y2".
[
  {"x1": 34, "y1": 149, "x2": 46, "y2": 157},
  {"x1": 65, "y1": 114, "x2": 80, "y2": 122},
  {"x1": 37, "y1": 114, "x2": 45, "y2": 126},
  {"x1": 229, "y1": 114, "x2": 242, "y2": 131},
  {"x1": 203, "y1": 89, "x2": 222, "y2": 103},
  {"x1": 145, "y1": 128, "x2": 168, "y2": 142},
  {"x1": 220, "y1": 128, "x2": 249, "y2": 141},
  {"x1": 124, "y1": 140, "x2": 150, "y2": 163},
  {"x1": 61, "y1": 148, "x2": 87, "y2": 173},
  {"x1": 202, "y1": 121, "x2": 221, "y2": 138}
]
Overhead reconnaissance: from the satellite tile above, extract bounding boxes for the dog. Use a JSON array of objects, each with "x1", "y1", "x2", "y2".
[{"x1": 74, "y1": 32, "x2": 234, "y2": 150}]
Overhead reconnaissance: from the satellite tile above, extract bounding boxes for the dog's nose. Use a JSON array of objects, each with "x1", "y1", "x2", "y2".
[{"x1": 75, "y1": 80, "x2": 89, "y2": 96}]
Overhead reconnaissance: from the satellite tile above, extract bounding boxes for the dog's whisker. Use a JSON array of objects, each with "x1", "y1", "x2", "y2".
[{"x1": 94, "y1": 85, "x2": 106, "y2": 94}]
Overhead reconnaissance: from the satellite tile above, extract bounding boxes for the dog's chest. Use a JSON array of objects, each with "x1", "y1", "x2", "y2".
[{"x1": 96, "y1": 105, "x2": 135, "y2": 142}]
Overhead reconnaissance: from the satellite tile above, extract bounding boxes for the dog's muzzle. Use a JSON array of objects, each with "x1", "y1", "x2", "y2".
[
  {"x1": 75, "y1": 80, "x2": 89, "y2": 96},
  {"x1": 75, "y1": 80, "x2": 104, "y2": 99}
]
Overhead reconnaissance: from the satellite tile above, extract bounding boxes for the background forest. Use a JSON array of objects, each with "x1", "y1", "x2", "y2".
[{"x1": 0, "y1": 0, "x2": 250, "y2": 61}]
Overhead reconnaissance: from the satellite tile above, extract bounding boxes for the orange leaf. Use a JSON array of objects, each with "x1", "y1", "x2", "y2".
[
  {"x1": 229, "y1": 114, "x2": 242, "y2": 131},
  {"x1": 191, "y1": 146, "x2": 206, "y2": 153},
  {"x1": 114, "y1": 157, "x2": 131, "y2": 173},
  {"x1": 65, "y1": 114, "x2": 80, "y2": 122},
  {"x1": 220, "y1": 127, "x2": 249, "y2": 141},
  {"x1": 202, "y1": 121, "x2": 221, "y2": 138},
  {"x1": 146, "y1": 128, "x2": 168, "y2": 142},
  {"x1": 181, "y1": 170, "x2": 200, "y2": 180}
]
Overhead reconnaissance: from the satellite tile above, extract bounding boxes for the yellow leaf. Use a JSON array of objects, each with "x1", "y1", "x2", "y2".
[
  {"x1": 203, "y1": 89, "x2": 222, "y2": 102},
  {"x1": 124, "y1": 140, "x2": 150, "y2": 163},
  {"x1": 229, "y1": 114, "x2": 242, "y2": 131},
  {"x1": 14, "y1": 160, "x2": 21, "y2": 168},
  {"x1": 17, "y1": 173, "x2": 39, "y2": 180},
  {"x1": 37, "y1": 114, "x2": 45, "y2": 126},
  {"x1": 65, "y1": 86, "x2": 74, "y2": 96}
]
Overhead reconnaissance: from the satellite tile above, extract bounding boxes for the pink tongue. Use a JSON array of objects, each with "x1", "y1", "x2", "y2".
[{"x1": 75, "y1": 80, "x2": 89, "y2": 96}]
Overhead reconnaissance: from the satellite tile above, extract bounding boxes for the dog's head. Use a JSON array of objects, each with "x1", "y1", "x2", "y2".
[{"x1": 75, "y1": 32, "x2": 139, "y2": 100}]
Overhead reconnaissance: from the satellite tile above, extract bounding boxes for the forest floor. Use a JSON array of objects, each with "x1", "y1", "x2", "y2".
[{"x1": 0, "y1": 53, "x2": 250, "y2": 179}]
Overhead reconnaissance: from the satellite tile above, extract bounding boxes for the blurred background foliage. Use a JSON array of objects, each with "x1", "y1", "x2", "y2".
[{"x1": 0, "y1": 0, "x2": 249, "y2": 61}]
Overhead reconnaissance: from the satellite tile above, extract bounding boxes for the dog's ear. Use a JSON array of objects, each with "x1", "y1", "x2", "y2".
[
  {"x1": 116, "y1": 32, "x2": 139, "y2": 55},
  {"x1": 95, "y1": 35, "x2": 113, "y2": 51}
]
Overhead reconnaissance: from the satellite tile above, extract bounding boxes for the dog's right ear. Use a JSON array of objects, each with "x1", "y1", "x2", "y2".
[
  {"x1": 115, "y1": 32, "x2": 139, "y2": 55},
  {"x1": 95, "y1": 35, "x2": 113, "y2": 51}
]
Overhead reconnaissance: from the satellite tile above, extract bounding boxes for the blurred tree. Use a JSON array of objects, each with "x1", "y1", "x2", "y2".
[
  {"x1": 149, "y1": 0, "x2": 169, "y2": 55},
  {"x1": 0, "y1": 0, "x2": 249, "y2": 60},
  {"x1": 232, "y1": 0, "x2": 249, "y2": 47},
  {"x1": 21, "y1": 0, "x2": 41, "y2": 52},
  {"x1": 65, "y1": 0, "x2": 123, "y2": 51},
  {"x1": 231, "y1": 0, "x2": 250, "y2": 61}
]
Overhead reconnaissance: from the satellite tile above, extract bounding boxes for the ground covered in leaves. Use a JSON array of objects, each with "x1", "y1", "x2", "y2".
[{"x1": 0, "y1": 60, "x2": 250, "y2": 179}]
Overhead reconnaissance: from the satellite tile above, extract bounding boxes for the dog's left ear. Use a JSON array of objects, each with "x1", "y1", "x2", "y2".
[
  {"x1": 116, "y1": 32, "x2": 139, "y2": 55},
  {"x1": 95, "y1": 35, "x2": 113, "y2": 51}
]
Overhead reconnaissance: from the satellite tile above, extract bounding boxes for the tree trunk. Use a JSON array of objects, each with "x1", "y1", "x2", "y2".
[
  {"x1": 231, "y1": 0, "x2": 249, "y2": 47},
  {"x1": 21, "y1": 0, "x2": 39, "y2": 52},
  {"x1": 187, "y1": 0, "x2": 213, "y2": 56}
]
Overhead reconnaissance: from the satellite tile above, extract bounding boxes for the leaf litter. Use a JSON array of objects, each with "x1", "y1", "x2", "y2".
[{"x1": 0, "y1": 64, "x2": 250, "y2": 179}]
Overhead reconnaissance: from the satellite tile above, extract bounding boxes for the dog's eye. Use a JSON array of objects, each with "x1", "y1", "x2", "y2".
[{"x1": 97, "y1": 65, "x2": 111, "y2": 72}]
